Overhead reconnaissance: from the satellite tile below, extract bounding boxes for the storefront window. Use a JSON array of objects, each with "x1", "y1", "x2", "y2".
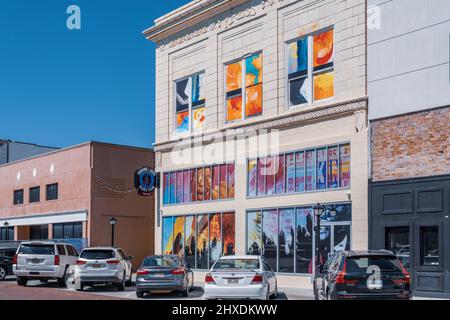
[
  {"x1": 183, "y1": 170, "x2": 190, "y2": 203},
  {"x1": 173, "y1": 216, "x2": 184, "y2": 255},
  {"x1": 196, "y1": 215, "x2": 209, "y2": 269},
  {"x1": 339, "y1": 144, "x2": 351, "y2": 187},
  {"x1": 204, "y1": 167, "x2": 211, "y2": 201},
  {"x1": 197, "y1": 168, "x2": 204, "y2": 201},
  {"x1": 257, "y1": 159, "x2": 265, "y2": 196},
  {"x1": 176, "y1": 171, "x2": 183, "y2": 204},
  {"x1": 420, "y1": 226, "x2": 440, "y2": 266},
  {"x1": 184, "y1": 216, "x2": 196, "y2": 268},
  {"x1": 327, "y1": 146, "x2": 339, "y2": 188},
  {"x1": 248, "y1": 159, "x2": 257, "y2": 197},
  {"x1": 275, "y1": 155, "x2": 285, "y2": 194},
  {"x1": 386, "y1": 226, "x2": 410, "y2": 270},
  {"x1": 163, "y1": 173, "x2": 170, "y2": 205},
  {"x1": 286, "y1": 153, "x2": 296, "y2": 193},
  {"x1": 246, "y1": 204, "x2": 351, "y2": 274},
  {"x1": 295, "y1": 151, "x2": 305, "y2": 192},
  {"x1": 247, "y1": 211, "x2": 262, "y2": 255},
  {"x1": 227, "y1": 163, "x2": 235, "y2": 198},
  {"x1": 316, "y1": 148, "x2": 327, "y2": 190},
  {"x1": 265, "y1": 157, "x2": 275, "y2": 196},
  {"x1": 279, "y1": 209, "x2": 294, "y2": 273},
  {"x1": 219, "y1": 164, "x2": 227, "y2": 199},
  {"x1": 262, "y1": 210, "x2": 278, "y2": 271},
  {"x1": 212, "y1": 165, "x2": 219, "y2": 200},
  {"x1": 305, "y1": 149, "x2": 316, "y2": 191},
  {"x1": 209, "y1": 214, "x2": 222, "y2": 268},
  {"x1": 296, "y1": 208, "x2": 313, "y2": 274},
  {"x1": 162, "y1": 217, "x2": 174, "y2": 255},
  {"x1": 222, "y1": 213, "x2": 235, "y2": 256},
  {"x1": 175, "y1": 72, "x2": 205, "y2": 133}
]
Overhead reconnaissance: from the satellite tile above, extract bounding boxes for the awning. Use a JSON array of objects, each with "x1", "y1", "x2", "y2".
[{"x1": 0, "y1": 210, "x2": 88, "y2": 227}]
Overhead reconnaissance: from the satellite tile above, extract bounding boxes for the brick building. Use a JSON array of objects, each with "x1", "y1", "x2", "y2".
[
  {"x1": 0, "y1": 141, "x2": 155, "y2": 268},
  {"x1": 368, "y1": 0, "x2": 450, "y2": 297},
  {"x1": 144, "y1": 0, "x2": 368, "y2": 288}
]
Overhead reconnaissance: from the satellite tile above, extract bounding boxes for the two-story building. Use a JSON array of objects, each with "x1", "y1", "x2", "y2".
[
  {"x1": 368, "y1": 0, "x2": 450, "y2": 297},
  {"x1": 144, "y1": 0, "x2": 368, "y2": 287},
  {"x1": 0, "y1": 141, "x2": 155, "y2": 267}
]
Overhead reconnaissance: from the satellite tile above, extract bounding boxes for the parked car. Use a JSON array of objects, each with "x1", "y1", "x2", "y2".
[
  {"x1": 135, "y1": 255, "x2": 194, "y2": 298},
  {"x1": 203, "y1": 255, "x2": 278, "y2": 300},
  {"x1": 74, "y1": 247, "x2": 133, "y2": 291},
  {"x1": 0, "y1": 247, "x2": 17, "y2": 280},
  {"x1": 313, "y1": 250, "x2": 411, "y2": 300},
  {"x1": 12, "y1": 241, "x2": 79, "y2": 287}
]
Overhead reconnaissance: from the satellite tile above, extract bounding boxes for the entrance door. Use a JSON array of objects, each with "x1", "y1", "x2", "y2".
[{"x1": 319, "y1": 223, "x2": 351, "y2": 263}]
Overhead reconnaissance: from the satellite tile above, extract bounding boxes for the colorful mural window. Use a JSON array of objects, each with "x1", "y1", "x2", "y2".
[
  {"x1": 247, "y1": 204, "x2": 351, "y2": 274},
  {"x1": 226, "y1": 53, "x2": 263, "y2": 122},
  {"x1": 287, "y1": 28, "x2": 334, "y2": 107},
  {"x1": 175, "y1": 72, "x2": 206, "y2": 133},
  {"x1": 162, "y1": 162, "x2": 235, "y2": 206},
  {"x1": 163, "y1": 212, "x2": 235, "y2": 270},
  {"x1": 247, "y1": 144, "x2": 350, "y2": 197}
]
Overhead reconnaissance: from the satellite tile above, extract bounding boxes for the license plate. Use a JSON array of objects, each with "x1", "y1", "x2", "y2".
[
  {"x1": 28, "y1": 259, "x2": 43, "y2": 264},
  {"x1": 30, "y1": 272, "x2": 40, "y2": 276},
  {"x1": 153, "y1": 274, "x2": 165, "y2": 278},
  {"x1": 228, "y1": 279, "x2": 239, "y2": 284},
  {"x1": 92, "y1": 264, "x2": 102, "y2": 268}
]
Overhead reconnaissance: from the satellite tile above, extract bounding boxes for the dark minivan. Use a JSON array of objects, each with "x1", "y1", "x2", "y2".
[
  {"x1": 0, "y1": 247, "x2": 17, "y2": 280},
  {"x1": 314, "y1": 250, "x2": 410, "y2": 300}
]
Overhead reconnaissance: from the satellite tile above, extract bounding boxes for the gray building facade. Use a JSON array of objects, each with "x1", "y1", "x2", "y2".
[{"x1": 0, "y1": 140, "x2": 58, "y2": 164}]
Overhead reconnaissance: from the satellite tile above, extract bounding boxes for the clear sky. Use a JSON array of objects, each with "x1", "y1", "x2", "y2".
[{"x1": 0, "y1": 0, "x2": 189, "y2": 149}]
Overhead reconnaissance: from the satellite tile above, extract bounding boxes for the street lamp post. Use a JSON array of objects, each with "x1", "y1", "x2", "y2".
[
  {"x1": 3, "y1": 221, "x2": 9, "y2": 241},
  {"x1": 109, "y1": 217, "x2": 117, "y2": 247}
]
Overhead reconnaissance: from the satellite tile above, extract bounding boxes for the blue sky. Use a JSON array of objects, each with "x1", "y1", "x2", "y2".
[{"x1": 0, "y1": 0, "x2": 189, "y2": 149}]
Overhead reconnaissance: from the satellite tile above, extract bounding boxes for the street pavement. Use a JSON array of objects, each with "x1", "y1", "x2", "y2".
[{"x1": 0, "y1": 275, "x2": 314, "y2": 300}]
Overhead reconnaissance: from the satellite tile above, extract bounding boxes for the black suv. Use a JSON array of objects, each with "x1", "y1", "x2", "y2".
[
  {"x1": 313, "y1": 250, "x2": 410, "y2": 300},
  {"x1": 0, "y1": 247, "x2": 17, "y2": 280}
]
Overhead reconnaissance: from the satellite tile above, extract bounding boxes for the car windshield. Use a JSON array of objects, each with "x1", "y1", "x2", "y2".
[
  {"x1": 18, "y1": 244, "x2": 55, "y2": 255},
  {"x1": 80, "y1": 250, "x2": 115, "y2": 260},
  {"x1": 213, "y1": 259, "x2": 260, "y2": 270},
  {"x1": 142, "y1": 257, "x2": 179, "y2": 267},
  {"x1": 346, "y1": 256, "x2": 404, "y2": 273}
]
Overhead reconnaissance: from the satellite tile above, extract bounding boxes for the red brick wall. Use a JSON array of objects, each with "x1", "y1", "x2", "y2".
[{"x1": 371, "y1": 107, "x2": 450, "y2": 182}]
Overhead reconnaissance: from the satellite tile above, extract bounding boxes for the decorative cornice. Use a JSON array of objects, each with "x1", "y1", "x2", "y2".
[{"x1": 154, "y1": 97, "x2": 368, "y2": 152}]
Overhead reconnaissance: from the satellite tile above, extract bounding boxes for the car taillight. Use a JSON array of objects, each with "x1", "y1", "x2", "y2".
[
  {"x1": 335, "y1": 259, "x2": 358, "y2": 285},
  {"x1": 205, "y1": 274, "x2": 215, "y2": 284},
  {"x1": 12, "y1": 254, "x2": 17, "y2": 265},
  {"x1": 76, "y1": 260, "x2": 87, "y2": 265},
  {"x1": 398, "y1": 259, "x2": 411, "y2": 285},
  {"x1": 54, "y1": 255, "x2": 60, "y2": 266},
  {"x1": 251, "y1": 274, "x2": 264, "y2": 284},
  {"x1": 137, "y1": 269, "x2": 150, "y2": 275},
  {"x1": 107, "y1": 260, "x2": 120, "y2": 265},
  {"x1": 170, "y1": 268, "x2": 185, "y2": 275}
]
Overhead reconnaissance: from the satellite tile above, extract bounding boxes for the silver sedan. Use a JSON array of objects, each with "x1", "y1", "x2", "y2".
[{"x1": 203, "y1": 255, "x2": 278, "y2": 300}]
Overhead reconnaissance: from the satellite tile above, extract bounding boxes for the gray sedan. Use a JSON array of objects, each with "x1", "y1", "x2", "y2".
[{"x1": 135, "y1": 255, "x2": 194, "y2": 298}]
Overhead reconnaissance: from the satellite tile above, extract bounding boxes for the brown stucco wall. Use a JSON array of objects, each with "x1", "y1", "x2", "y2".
[
  {"x1": 371, "y1": 107, "x2": 450, "y2": 182},
  {"x1": 90, "y1": 143, "x2": 155, "y2": 270}
]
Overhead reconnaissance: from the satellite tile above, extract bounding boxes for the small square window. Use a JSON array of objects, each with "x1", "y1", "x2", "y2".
[
  {"x1": 29, "y1": 186, "x2": 40, "y2": 203},
  {"x1": 46, "y1": 183, "x2": 58, "y2": 201},
  {"x1": 13, "y1": 189, "x2": 24, "y2": 205}
]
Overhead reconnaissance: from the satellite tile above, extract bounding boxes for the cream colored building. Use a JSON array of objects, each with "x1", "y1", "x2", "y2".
[{"x1": 144, "y1": 0, "x2": 368, "y2": 288}]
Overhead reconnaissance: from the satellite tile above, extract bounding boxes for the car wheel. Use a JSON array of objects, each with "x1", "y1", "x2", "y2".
[
  {"x1": 17, "y1": 277, "x2": 28, "y2": 286},
  {"x1": 270, "y1": 282, "x2": 278, "y2": 299},
  {"x1": 0, "y1": 266, "x2": 7, "y2": 280},
  {"x1": 265, "y1": 286, "x2": 270, "y2": 300},
  {"x1": 116, "y1": 272, "x2": 126, "y2": 291},
  {"x1": 180, "y1": 281, "x2": 189, "y2": 297},
  {"x1": 76, "y1": 283, "x2": 84, "y2": 291},
  {"x1": 136, "y1": 291, "x2": 144, "y2": 298},
  {"x1": 189, "y1": 274, "x2": 194, "y2": 292},
  {"x1": 40, "y1": 279, "x2": 48, "y2": 284},
  {"x1": 58, "y1": 267, "x2": 69, "y2": 288},
  {"x1": 125, "y1": 272, "x2": 133, "y2": 287}
]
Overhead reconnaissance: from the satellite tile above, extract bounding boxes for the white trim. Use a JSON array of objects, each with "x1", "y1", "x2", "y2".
[{"x1": 0, "y1": 210, "x2": 88, "y2": 227}]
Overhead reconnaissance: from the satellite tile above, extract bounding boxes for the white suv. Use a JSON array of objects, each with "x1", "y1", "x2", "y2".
[
  {"x1": 74, "y1": 247, "x2": 133, "y2": 291},
  {"x1": 13, "y1": 241, "x2": 79, "y2": 287}
]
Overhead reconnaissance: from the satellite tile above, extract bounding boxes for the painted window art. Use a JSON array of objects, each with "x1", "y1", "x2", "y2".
[
  {"x1": 225, "y1": 53, "x2": 263, "y2": 122},
  {"x1": 163, "y1": 162, "x2": 235, "y2": 206},
  {"x1": 175, "y1": 72, "x2": 205, "y2": 133},
  {"x1": 163, "y1": 212, "x2": 235, "y2": 270},
  {"x1": 287, "y1": 28, "x2": 334, "y2": 107},
  {"x1": 247, "y1": 143, "x2": 351, "y2": 198}
]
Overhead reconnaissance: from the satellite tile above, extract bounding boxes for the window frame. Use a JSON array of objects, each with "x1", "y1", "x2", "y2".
[
  {"x1": 13, "y1": 189, "x2": 24, "y2": 205},
  {"x1": 29, "y1": 186, "x2": 40, "y2": 203},
  {"x1": 46, "y1": 183, "x2": 58, "y2": 201},
  {"x1": 173, "y1": 71, "x2": 206, "y2": 135},
  {"x1": 286, "y1": 26, "x2": 335, "y2": 109},
  {"x1": 224, "y1": 51, "x2": 263, "y2": 123}
]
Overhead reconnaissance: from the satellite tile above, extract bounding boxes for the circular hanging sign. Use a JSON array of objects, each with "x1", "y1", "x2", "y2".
[{"x1": 134, "y1": 167, "x2": 157, "y2": 196}]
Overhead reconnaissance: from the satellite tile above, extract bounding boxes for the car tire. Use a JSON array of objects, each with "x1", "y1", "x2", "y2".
[
  {"x1": 0, "y1": 266, "x2": 7, "y2": 281},
  {"x1": 40, "y1": 279, "x2": 48, "y2": 284},
  {"x1": 136, "y1": 291, "x2": 144, "y2": 298},
  {"x1": 17, "y1": 277, "x2": 28, "y2": 286},
  {"x1": 116, "y1": 272, "x2": 126, "y2": 291},
  {"x1": 180, "y1": 281, "x2": 189, "y2": 297},
  {"x1": 76, "y1": 283, "x2": 84, "y2": 291},
  {"x1": 189, "y1": 274, "x2": 194, "y2": 292},
  {"x1": 265, "y1": 286, "x2": 270, "y2": 300},
  {"x1": 58, "y1": 267, "x2": 69, "y2": 288},
  {"x1": 270, "y1": 282, "x2": 278, "y2": 299},
  {"x1": 125, "y1": 273, "x2": 133, "y2": 287}
]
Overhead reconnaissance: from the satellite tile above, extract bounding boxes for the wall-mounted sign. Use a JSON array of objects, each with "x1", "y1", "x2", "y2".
[{"x1": 134, "y1": 167, "x2": 158, "y2": 196}]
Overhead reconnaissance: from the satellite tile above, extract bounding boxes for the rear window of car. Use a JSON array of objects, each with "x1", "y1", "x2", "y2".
[
  {"x1": 213, "y1": 259, "x2": 260, "y2": 270},
  {"x1": 345, "y1": 256, "x2": 403, "y2": 273},
  {"x1": 142, "y1": 257, "x2": 179, "y2": 267},
  {"x1": 80, "y1": 250, "x2": 115, "y2": 260},
  {"x1": 18, "y1": 244, "x2": 55, "y2": 255}
]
